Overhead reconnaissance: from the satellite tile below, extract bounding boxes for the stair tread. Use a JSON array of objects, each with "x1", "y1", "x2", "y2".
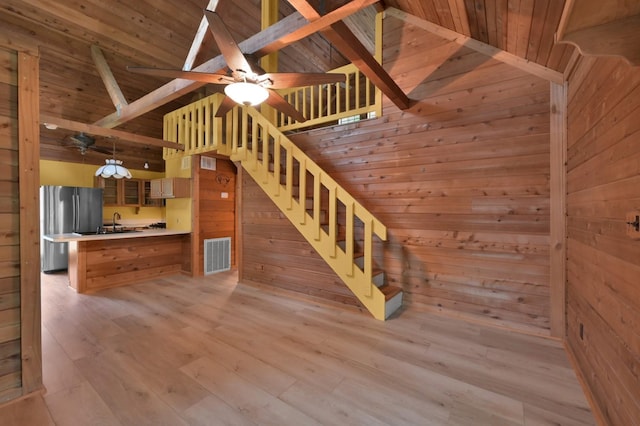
[{"x1": 379, "y1": 284, "x2": 402, "y2": 301}]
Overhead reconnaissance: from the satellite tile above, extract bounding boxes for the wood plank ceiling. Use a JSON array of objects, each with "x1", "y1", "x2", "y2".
[{"x1": 0, "y1": 0, "x2": 572, "y2": 172}]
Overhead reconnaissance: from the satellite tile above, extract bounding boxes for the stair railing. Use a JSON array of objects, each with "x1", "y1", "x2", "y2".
[
  {"x1": 214, "y1": 105, "x2": 391, "y2": 319},
  {"x1": 163, "y1": 87, "x2": 399, "y2": 319}
]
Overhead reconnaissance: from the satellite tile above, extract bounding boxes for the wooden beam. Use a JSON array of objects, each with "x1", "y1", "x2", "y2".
[
  {"x1": 90, "y1": 45, "x2": 128, "y2": 111},
  {"x1": 41, "y1": 115, "x2": 184, "y2": 150},
  {"x1": 183, "y1": 0, "x2": 219, "y2": 71},
  {"x1": 93, "y1": 12, "x2": 306, "y2": 128},
  {"x1": 549, "y1": 82, "x2": 567, "y2": 338},
  {"x1": 94, "y1": 1, "x2": 377, "y2": 128},
  {"x1": 385, "y1": 7, "x2": 565, "y2": 84},
  {"x1": 253, "y1": 0, "x2": 380, "y2": 57},
  {"x1": 18, "y1": 51, "x2": 42, "y2": 396},
  {"x1": 288, "y1": 0, "x2": 411, "y2": 110}
]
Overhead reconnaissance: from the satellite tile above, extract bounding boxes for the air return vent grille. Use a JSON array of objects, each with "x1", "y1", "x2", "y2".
[{"x1": 204, "y1": 237, "x2": 231, "y2": 275}]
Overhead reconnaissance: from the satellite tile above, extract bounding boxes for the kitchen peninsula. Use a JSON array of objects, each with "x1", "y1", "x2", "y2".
[{"x1": 44, "y1": 229, "x2": 190, "y2": 293}]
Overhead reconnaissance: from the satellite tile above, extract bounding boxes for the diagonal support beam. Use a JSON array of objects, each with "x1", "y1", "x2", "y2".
[
  {"x1": 41, "y1": 115, "x2": 184, "y2": 150},
  {"x1": 94, "y1": 0, "x2": 379, "y2": 128},
  {"x1": 91, "y1": 45, "x2": 128, "y2": 112},
  {"x1": 183, "y1": 0, "x2": 219, "y2": 71},
  {"x1": 287, "y1": 0, "x2": 410, "y2": 110}
]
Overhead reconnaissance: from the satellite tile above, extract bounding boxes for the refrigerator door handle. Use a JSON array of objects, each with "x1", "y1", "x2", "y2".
[{"x1": 73, "y1": 193, "x2": 79, "y2": 231}]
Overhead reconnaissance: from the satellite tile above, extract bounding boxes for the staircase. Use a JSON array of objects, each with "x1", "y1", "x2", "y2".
[{"x1": 164, "y1": 94, "x2": 402, "y2": 320}]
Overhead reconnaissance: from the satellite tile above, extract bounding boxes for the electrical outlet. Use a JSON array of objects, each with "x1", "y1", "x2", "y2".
[{"x1": 626, "y1": 211, "x2": 640, "y2": 239}]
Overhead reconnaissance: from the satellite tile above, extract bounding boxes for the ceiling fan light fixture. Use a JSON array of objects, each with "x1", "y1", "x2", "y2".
[
  {"x1": 95, "y1": 159, "x2": 132, "y2": 179},
  {"x1": 224, "y1": 82, "x2": 269, "y2": 106}
]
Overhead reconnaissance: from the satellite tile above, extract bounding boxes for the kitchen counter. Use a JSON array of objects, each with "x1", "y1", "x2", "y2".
[
  {"x1": 44, "y1": 228, "x2": 189, "y2": 242},
  {"x1": 49, "y1": 229, "x2": 191, "y2": 293}
]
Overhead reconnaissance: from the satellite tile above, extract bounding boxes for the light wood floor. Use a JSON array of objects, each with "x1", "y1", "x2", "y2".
[{"x1": 3, "y1": 270, "x2": 594, "y2": 425}]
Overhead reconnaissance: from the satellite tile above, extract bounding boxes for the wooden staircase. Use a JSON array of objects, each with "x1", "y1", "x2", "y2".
[{"x1": 164, "y1": 94, "x2": 402, "y2": 320}]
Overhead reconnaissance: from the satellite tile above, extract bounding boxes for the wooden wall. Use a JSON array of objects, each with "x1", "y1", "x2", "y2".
[
  {"x1": 565, "y1": 55, "x2": 640, "y2": 425},
  {"x1": 0, "y1": 44, "x2": 41, "y2": 402},
  {"x1": 241, "y1": 16, "x2": 552, "y2": 332},
  {"x1": 194, "y1": 155, "x2": 237, "y2": 276},
  {"x1": 0, "y1": 46, "x2": 21, "y2": 403}
]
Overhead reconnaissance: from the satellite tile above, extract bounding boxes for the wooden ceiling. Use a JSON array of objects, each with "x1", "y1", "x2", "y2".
[{"x1": 0, "y1": 0, "x2": 573, "y2": 172}]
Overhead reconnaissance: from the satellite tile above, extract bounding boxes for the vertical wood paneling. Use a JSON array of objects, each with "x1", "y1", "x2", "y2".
[
  {"x1": 566, "y1": 56, "x2": 640, "y2": 426},
  {"x1": 0, "y1": 46, "x2": 22, "y2": 403},
  {"x1": 197, "y1": 157, "x2": 237, "y2": 276},
  {"x1": 241, "y1": 17, "x2": 551, "y2": 333}
]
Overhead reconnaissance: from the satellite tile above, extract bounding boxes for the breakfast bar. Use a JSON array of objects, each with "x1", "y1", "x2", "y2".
[{"x1": 44, "y1": 229, "x2": 190, "y2": 293}]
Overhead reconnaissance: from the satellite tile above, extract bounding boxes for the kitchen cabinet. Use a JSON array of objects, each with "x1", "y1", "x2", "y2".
[
  {"x1": 143, "y1": 180, "x2": 164, "y2": 206},
  {"x1": 95, "y1": 177, "x2": 142, "y2": 206},
  {"x1": 149, "y1": 177, "x2": 190, "y2": 198}
]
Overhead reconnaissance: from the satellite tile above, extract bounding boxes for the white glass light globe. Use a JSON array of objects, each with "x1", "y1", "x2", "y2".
[
  {"x1": 224, "y1": 82, "x2": 269, "y2": 106},
  {"x1": 95, "y1": 159, "x2": 132, "y2": 179}
]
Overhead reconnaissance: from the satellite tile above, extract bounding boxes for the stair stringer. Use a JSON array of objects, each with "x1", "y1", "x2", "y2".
[{"x1": 221, "y1": 108, "x2": 400, "y2": 320}]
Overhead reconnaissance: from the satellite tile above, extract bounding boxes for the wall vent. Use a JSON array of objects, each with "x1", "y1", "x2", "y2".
[
  {"x1": 201, "y1": 156, "x2": 217, "y2": 170},
  {"x1": 181, "y1": 156, "x2": 191, "y2": 170},
  {"x1": 204, "y1": 237, "x2": 231, "y2": 275}
]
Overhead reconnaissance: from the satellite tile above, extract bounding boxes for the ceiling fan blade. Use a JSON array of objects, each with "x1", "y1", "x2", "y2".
[
  {"x1": 264, "y1": 90, "x2": 307, "y2": 123},
  {"x1": 127, "y1": 66, "x2": 233, "y2": 85},
  {"x1": 204, "y1": 10, "x2": 254, "y2": 76},
  {"x1": 214, "y1": 96, "x2": 238, "y2": 118},
  {"x1": 259, "y1": 72, "x2": 346, "y2": 89},
  {"x1": 89, "y1": 146, "x2": 114, "y2": 155}
]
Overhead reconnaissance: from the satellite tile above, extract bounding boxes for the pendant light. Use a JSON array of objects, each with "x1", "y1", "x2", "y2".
[{"x1": 95, "y1": 141, "x2": 132, "y2": 179}]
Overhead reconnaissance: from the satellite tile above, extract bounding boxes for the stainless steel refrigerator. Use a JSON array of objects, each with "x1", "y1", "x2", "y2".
[{"x1": 40, "y1": 186, "x2": 103, "y2": 272}]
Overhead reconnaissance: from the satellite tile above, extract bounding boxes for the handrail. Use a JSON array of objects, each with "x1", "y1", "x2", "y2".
[
  {"x1": 163, "y1": 89, "x2": 396, "y2": 318},
  {"x1": 214, "y1": 101, "x2": 391, "y2": 318},
  {"x1": 163, "y1": 63, "x2": 381, "y2": 153}
]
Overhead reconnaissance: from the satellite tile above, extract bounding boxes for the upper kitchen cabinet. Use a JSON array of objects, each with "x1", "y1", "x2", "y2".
[
  {"x1": 149, "y1": 177, "x2": 190, "y2": 199},
  {"x1": 95, "y1": 177, "x2": 142, "y2": 206},
  {"x1": 142, "y1": 180, "x2": 164, "y2": 206}
]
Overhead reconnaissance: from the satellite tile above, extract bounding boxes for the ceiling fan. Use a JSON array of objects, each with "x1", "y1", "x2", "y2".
[
  {"x1": 64, "y1": 132, "x2": 113, "y2": 156},
  {"x1": 127, "y1": 9, "x2": 346, "y2": 123}
]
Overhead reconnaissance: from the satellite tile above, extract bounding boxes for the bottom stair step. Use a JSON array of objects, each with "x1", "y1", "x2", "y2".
[{"x1": 379, "y1": 284, "x2": 403, "y2": 319}]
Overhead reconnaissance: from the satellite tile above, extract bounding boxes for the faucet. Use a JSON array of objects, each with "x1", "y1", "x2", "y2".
[{"x1": 112, "y1": 211, "x2": 121, "y2": 232}]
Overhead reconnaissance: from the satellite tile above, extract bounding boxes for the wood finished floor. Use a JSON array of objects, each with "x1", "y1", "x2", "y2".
[{"x1": 3, "y1": 270, "x2": 594, "y2": 425}]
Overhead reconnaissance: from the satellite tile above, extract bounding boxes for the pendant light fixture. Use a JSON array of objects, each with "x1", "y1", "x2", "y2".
[{"x1": 95, "y1": 141, "x2": 132, "y2": 179}]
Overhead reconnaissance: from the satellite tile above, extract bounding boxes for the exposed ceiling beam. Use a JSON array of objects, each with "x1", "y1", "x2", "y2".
[
  {"x1": 183, "y1": 0, "x2": 219, "y2": 71},
  {"x1": 41, "y1": 115, "x2": 184, "y2": 150},
  {"x1": 91, "y1": 45, "x2": 128, "y2": 112},
  {"x1": 94, "y1": 12, "x2": 307, "y2": 128},
  {"x1": 384, "y1": 7, "x2": 564, "y2": 84},
  {"x1": 94, "y1": 0, "x2": 379, "y2": 129},
  {"x1": 255, "y1": 0, "x2": 380, "y2": 57},
  {"x1": 287, "y1": 0, "x2": 411, "y2": 110}
]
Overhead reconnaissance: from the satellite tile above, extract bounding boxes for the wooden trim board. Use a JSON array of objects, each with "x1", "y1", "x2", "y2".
[
  {"x1": 18, "y1": 51, "x2": 43, "y2": 395},
  {"x1": 549, "y1": 82, "x2": 568, "y2": 338}
]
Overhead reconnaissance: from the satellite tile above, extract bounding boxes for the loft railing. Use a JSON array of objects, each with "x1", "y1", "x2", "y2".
[
  {"x1": 163, "y1": 94, "x2": 225, "y2": 159},
  {"x1": 275, "y1": 64, "x2": 381, "y2": 133},
  {"x1": 163, "y1": 63, "x2": 381, "y2": 159}
]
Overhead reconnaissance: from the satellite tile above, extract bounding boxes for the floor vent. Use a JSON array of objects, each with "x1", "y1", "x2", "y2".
[{"x1": 204, "y1": 237, "x2": 231, "y2": 275}]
